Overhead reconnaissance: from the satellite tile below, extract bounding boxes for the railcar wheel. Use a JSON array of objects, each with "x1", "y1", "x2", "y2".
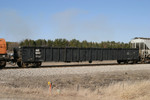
[
  {"x1": 89, "y1": 61, "x2": 92, "y2": 63},
  {"x1": 133, "y1": 60, "x2": 138, "y2": 64},
  {"x1": 141, "y1": 58, "x2": 146, "y2": 64},
  {"x1": 0, "y1": 61, "x2": 6, "y2": 69},
  {"x1": 38, "y1": 62, "x2": 42, "y2": 67},
  {"x1": 117, "y1": 60, "x2": 121, "y2": 64},
  {"x1": 34, "y1": 62, "x2": 42, "y2": 67},
  {"x1": 17, "y1": 61, "x2": 22, "y2": 67},
  {"x1": 22, "y1": 63, "x2": 28, "y2": 68}
]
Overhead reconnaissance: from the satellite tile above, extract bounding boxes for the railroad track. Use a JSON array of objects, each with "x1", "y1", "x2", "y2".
[{"x1": 1, "y1": 62, "x2": 145, "y2": 70}]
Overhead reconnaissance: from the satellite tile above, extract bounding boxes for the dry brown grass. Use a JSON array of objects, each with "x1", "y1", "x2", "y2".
[
  {"x1": 101, "y1": 80, "x2": 150, "y2": 100},
  {"x1": 1, "y1": 80, "x2": 150, "y2": 100}
]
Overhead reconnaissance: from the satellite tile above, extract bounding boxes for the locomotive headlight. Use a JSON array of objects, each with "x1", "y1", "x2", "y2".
[{"x1": 2, "y1": 55, "x2": 5, "y2": 57}]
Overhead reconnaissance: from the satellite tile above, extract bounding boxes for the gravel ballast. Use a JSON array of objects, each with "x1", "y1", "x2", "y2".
[{"x1": 0, "y1": 64, "x2": 150, "y2": 77}]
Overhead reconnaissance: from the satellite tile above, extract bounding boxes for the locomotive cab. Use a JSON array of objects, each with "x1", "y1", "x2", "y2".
[
  {"x1": 131, "y1": 37, "x2": 150, "y2": 63},
  {"x1": 0, "y1": 38, "x2": 7, "y2": 68},
  {"x1": 0, "y1": 38, "x2": 7, "y2": 54}
]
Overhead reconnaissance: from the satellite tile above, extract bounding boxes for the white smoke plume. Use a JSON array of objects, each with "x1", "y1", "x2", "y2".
[{"x1": 0, "y1": 9, "x2": 33, "y2": 41}]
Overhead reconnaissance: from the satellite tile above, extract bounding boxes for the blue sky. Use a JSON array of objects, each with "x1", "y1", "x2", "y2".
[{"x1": 0, "y1": 0, "x2": 150, "y2": 43}]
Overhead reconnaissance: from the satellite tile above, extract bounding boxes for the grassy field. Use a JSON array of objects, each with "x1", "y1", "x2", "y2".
[
  {"x1": 0, "y1": 80, "x2": 150, "y2": 100},
  {"x1": 1, "y1": 63, "x2": 150, "y2": 100}
]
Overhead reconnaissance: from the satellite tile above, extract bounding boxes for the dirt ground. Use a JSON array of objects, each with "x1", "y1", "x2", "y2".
[
  {"x1": 1, "y1": 62, "x2": 150, "y2": 100},
  {"x1": 2, "y1": 70, "x2": 150, "y2": 90}
]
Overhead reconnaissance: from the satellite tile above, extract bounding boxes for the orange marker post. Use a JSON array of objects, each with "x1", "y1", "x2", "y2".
[{"x1": 48, "y1": 81, "x2": 52, "y2": 95}]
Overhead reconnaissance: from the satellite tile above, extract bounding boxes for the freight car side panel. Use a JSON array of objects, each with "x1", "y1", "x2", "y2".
[
  {"x1": 21, "y1": 47, "x2": 139, "y2": 63},
  {"x1": 79, "y1": 48, "x2": 86, "y2": 61},
  {"x1": 45, "y1": 48, "x2": 52, "y2": 61},
  {"x1": 66, "y1": 48, "x2": 72, "y2": 61},
  {"x1": 97, "y1": 49, "x2": 103, "y2": 61},
  {"x1": 59, "y1": 48, "x2": 65, "y2": 61},
  {"x1": 91, "y1": 48, "x2": 97, "y2": 60},
  {"x1": 72, "y1": 48, "x2": 79, "y2": 62},
  {"x1": 22, "y1": 48, "x2": 34, "y2": 62},
  {"x1": 85, "y1": 48, "x2": 90, "y2": 61}
]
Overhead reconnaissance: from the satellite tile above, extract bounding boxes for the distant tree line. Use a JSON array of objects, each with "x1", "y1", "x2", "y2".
[
  {"x1": 6, "y1": 42, "x2": 19, "y2": 51},
  {"x1": 19, "y1": 38, "x2": 131, "y2": 48}
]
